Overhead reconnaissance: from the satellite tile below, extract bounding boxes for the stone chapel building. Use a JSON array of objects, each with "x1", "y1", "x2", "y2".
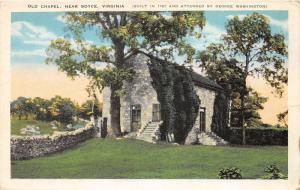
[{"x1": 102, "y1": 52, "x2": 229, "y2": 145}]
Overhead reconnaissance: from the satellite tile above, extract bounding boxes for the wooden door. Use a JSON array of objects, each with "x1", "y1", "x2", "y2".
[
  {"x1": 199, "y1": 107, "x2": 206, "y2": 132},
  {"x1": 131, "y1": 105, "x2": 141, "y2": 131}
]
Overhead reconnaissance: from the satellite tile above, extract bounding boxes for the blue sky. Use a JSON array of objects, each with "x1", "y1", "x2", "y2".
[{"x1": 11, "y1": 11, "x2": 288, "y2": 67}]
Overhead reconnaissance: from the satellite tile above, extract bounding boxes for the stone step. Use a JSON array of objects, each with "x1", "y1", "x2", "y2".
[
  {"x1": 139, "y1": 135, "x2": 153, "y2": 139},
  {"x1": 144, "y1": 131, "x2": 155, "y2": 133},
  {"x1": 144, "y1": 127, "x2": 156, "y2": 130},
  {"x1": 145, "y1": 127, "x2": 156, "y2": 129},
  {"x1": 137, "y1": 121, "x2": 162, "y2": 143},
  {"x1": 144, "y1": 127, "x2": 155, "y2": 130},
  {"x1": 137, "y1": 136, "x2": 154, "y2": 143},
  {"x1": 143, "y1": 129, "x2": 155, "y2": 132},
  {"x1": 198, "y1": 132, "x2": 228, "y2": 146},
  {"x1": 140, "y1": 131, "x2": 151, "y2": 134},
  {"x1": 140, "y1": 135, "x2": 153, "y2": 138},
  {"x1": 206, "y1": 133, "x2": 227, "y2": 143},
  {"x1": 145, "y1": 126, "x2": 157, "y2": 129},
  {"x1": 142, "y1": 132, "x2": 154, "y2": 135},
  {"x1": 138, "y1": 137, "x2": 152, "y2": 140},
  {"x1": 144, "y1": 128, "x2": 155, "y2": 131},
  {"x1": 147, "y1": 122, "x2": 160, "y2": 125}
]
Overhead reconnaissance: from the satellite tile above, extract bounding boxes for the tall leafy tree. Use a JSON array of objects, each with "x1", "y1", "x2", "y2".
[
  {"x1": 198, "y1": 13, "x2": 287, "y2": 144},
  {"x1": 79, "y1": 99, "x2": 102, "y2": 120},
  {"x1": 231, "y1": 88, "x2": 268, "y2": 128},
  {"x1": 198, "y1": 54, "x2": 268, "y2": 128},
  {"x1": 32, "y1": 97, "x2": 52, "y2": 121},
  {"x1": 46, "y1": 12, "x2": 206, "y2": 137},
  {"x1": 277, "y1": 110, "x2": 288, "y2": 127},
  {"x1": 48, "y1": 96, "x2": 77, "y2": 123}
]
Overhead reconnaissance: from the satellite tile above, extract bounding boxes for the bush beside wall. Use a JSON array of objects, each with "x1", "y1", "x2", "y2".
[
  {"x1": 229, "y1": 127, "x2": 287, "y2": 146},
  {"x1": 11, "y1": 122, "x2": 96, "y2": 160},
  {"x1": 211, "y1": 93, "x2": 230, "y2": 141}
]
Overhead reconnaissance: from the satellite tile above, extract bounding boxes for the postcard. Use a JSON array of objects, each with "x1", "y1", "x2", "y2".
[{"x1": 0, "y1": 0, "x2": 299, "y2": 190}]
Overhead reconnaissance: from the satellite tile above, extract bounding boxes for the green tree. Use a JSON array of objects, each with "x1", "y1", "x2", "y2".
[
  {"x1": 10, "y1": 97, "x2": 34, "y2": 120},
  {"x1": 79, "y1": 99, "x2": 102, "y2": 120},
  {"x1": 49, "y1": 96, "x2": 77, "y2": 123},
  {"x1": 32, "y1": 97, "x2": 52, "y2": 121},
  {"x1": 197, "y1": 55, "x2": 268, "y2": 128},
  {"x1": 46, "y1": 12, "x2": 206, "y2": 137},
  {"x1": 277, "y1": 110, "x2": 288, "y2": 127},
  {"x1": 231, "y1": 88, "x2": 268, "y2": 128},
  {"x1": 198, "y1": 13, "x2": 287, "y2": 144},
  {"x1": 11, "y1": 97, "x2": 26, "y2": 120}
]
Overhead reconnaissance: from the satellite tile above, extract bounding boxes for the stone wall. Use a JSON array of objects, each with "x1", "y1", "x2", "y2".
[
  {"x1": 102, "y1": 87, "x2": 111, "y2": 131},
  {"x1": 101, "y1": 52, "x2": 223, "y2": 144},
  {"x1": 193, "y1": 86, "x2": 217, "y2": 132},
  {"x1": 101, "y1": 54, "x2": 160, "y2": 134},
  {"x1": 120, "y1": 54, "x2": 160, "y2": 133},
  {"x1": 185, "y1": 86, "x2": 217, "y2": 144},
  {"x1": 11, "y1": 122, "x2": 96, "y2": 160}
]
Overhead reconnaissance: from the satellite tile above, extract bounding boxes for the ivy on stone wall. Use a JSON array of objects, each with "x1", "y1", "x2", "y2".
[
  {"x1": 148, "y1": 57, "x2": 200, "y2": 144},
  {"x1": 211, "y1": 93, "x2": 230, "y2": 140}
]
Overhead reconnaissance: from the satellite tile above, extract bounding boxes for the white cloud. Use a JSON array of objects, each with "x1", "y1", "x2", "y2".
[
  {"x1": 203, "y1": 23, "x2": 218, "y2": 34},
  {"x1": 56, "y1": 14, "x2": 68, "y2": 23},
  {"x1": 12, "y1": 21, "x2": 57, "y2": 40},
  {"x1": 226, "y1": 14, "x2": 247, "y2": 20},
  {"x1": 265, "y1": 15, "x2": 288, "y2": 32},
  {"x1": 183, "y1": 22, "x2": 225, "y2": 52},
  {"x1": 203, "y1": 22, "x2": 225, "y2": 37},
  {"x1": 226, "y1": 14, "x2": 288, "y2": 32},
  {"x1": 11, "y1": 23, "x2": 23, "y2": 36},
  {"x1": 65, "y1": 38, "x2": 94, "y2": 50},
  {"x1": 23, "y1": 40, "x2": 51, "y2": 46},
  {"x1": 11, "y1": 49, "x2": 46, "y2": 57},
  {"x1": 11, "y1": 21, "x2": 57, "y2": 60}
]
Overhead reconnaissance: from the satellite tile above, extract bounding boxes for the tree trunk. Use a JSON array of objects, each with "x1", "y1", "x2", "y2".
[
  {"x1": 113, "y1": 39, "x2": 125, "y2": 68},
  {"x1": 241, "y1": 54, "x2": 250, "y2": 145},
  {"x1": 240, "y1": 92, "x2": 246, "y2": 145},
  {"x1": 108, "y1": 86, "x2": 121, "y2": 137},
  {"x1": 107, "y1": 38, "x2": 125, "y2": 137}
]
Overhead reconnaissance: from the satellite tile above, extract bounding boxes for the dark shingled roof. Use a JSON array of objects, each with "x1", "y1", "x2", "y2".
[
  {"x1": 125, "y1": 50, "x2": 223, "y2": 92},
  {"x1": 191, "y1": 72, "x2": 223, "y2": 91}
]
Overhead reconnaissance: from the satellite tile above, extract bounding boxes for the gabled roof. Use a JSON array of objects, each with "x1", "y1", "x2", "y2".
[
  {"x1": 125, "y1": 50, "x2": 223, "y2": 92},
  {"x1": 191, "y1": 72, "x2": 223, "y2": 92}
]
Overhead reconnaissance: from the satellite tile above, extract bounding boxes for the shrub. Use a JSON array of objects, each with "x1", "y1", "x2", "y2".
[
  {"x1": 229, "y1": 127, "x2": 288, "y2": 145},
  {"x1": 262, "y1": 164, "x2": 287, "y2": 179},
  {"x1": 218, "y1": 167, "x2": 242, "y2": 179},
  {"x1": 10, "y1": 97, "x2": 35, "y2": 120},
  {"x1": 211, "y1": 93, "x2": 230, "y2": 140}
]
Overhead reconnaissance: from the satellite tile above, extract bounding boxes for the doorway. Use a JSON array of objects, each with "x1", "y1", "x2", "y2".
[
  {"x1": 199, "y1": 107, "x2": 206, "y2": 132},
  {"x1": 131, "y1": 104, "x2": 141, "y2": 131}
]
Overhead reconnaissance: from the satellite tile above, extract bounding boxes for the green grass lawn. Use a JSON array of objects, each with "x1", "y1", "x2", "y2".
[
  {"x1": 11, "y1": 138, "x2": 288, "y2": 179},
  {"x1": 11, "y1": 118, "x2": 65, "y2": 135}
]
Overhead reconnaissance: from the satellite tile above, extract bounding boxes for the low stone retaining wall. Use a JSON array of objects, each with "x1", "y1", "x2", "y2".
[{"x1": 11, "y1": 122, "x2": 97, "y2": 160}]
